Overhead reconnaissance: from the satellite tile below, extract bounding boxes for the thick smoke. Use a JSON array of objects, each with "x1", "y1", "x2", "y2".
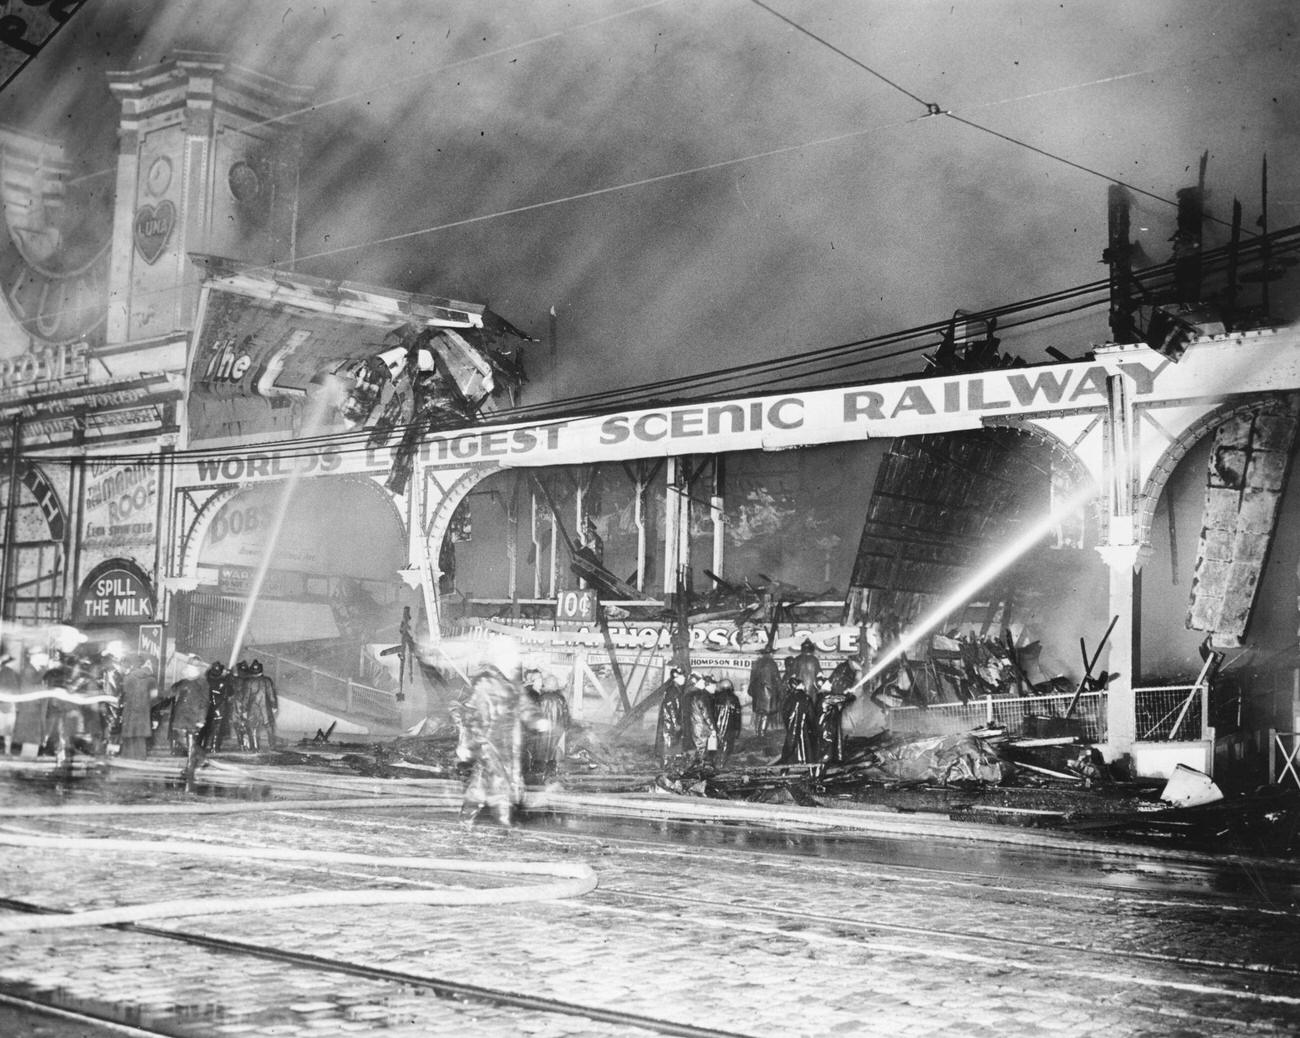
[{"x1": 8, "y1": 0, "x2": 1299, "y2": 397}]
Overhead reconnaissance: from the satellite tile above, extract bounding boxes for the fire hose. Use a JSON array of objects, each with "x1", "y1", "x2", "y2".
[
  {"x1": 0, "y1": 688, "x2": 117, "y2": 705},
  {"x1": 0, "y1": 799, "x2": 598, "y2": 932}
]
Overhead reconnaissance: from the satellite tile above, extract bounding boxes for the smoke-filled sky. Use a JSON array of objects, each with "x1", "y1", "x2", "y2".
[{"x1": 9, "y1": 0, "x2": 1300, "y2": 400}]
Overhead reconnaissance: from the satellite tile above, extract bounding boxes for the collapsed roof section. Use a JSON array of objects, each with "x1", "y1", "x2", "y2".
[
  {"x1": 185, "y1": 263, "x2": 530, "y2": 490},
  {"x1": 843, "y1": 428, "x2": 1093, "y2": 635}
]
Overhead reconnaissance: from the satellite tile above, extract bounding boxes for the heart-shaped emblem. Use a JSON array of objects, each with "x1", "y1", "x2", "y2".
[{"x1": 133, "y1": 200, "x2": 176, "y2": 264}]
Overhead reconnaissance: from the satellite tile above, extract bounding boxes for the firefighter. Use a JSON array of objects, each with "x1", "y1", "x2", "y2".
[
  {"x1": 520, "y1": 668, "x2": 543, "y2": 780},
  {"x1": 535, "y1": 673, "x2": 570, "y2": 782},
  {"x1": 778, "y1": 676, "x2": 816, "y2": 765},
  {"x1": 201, "y1": 662, "x2": 233, "y2": 752},
  {"x1": 242, "y1": 660, "x2": 277, "y2": 751},
  {"x1": 11, "y1": 648, "x2": 50, "y2": 758},
  {"x1": 713, "y1": 677, "x2": 742, "y2": 765},
  {"x1": 793, "y1": 638, "x2": 821, "y2": 697},
  {"x1": 653, "y1": 666, "x2": 688, "y2": 769},
  {"x1": 682, "y1": 673, "x2": 718, "y2": 768},
  {"x1": 169, "y1": 658, "x2": 211, "y2": 787},
  {"x1": 747, "y1": 646, "x2": 784, "y2": 735},
  {"x1": 814, "y1": 672, "x2": 854, "y2": 766},
  {"x1": 96, "y1": 646, "x2": 125, "y2": 753},
  {"x1": 42, "y1": 651, "x2": 86, "y2": 763},
  {"x1": 0, "y1": 651, "x2": 16, "y2": 755},
  {"x1": 229, "y1": 661, "x2": 253, "y2": 750},
  {"x1": 453, "y1": 666, "x2": 523, "y2": 827},
  {"x1": 118, "y1": 655, "x2": 157, "y2": 760}
]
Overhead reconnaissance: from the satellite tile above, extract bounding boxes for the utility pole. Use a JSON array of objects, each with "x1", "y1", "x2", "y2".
[
  {"x1": 2, "y1": 416, "x2": 21, "y2": 622},
  {"x1": 548, "y1": 306, "x2": 558, "y2": 401}
]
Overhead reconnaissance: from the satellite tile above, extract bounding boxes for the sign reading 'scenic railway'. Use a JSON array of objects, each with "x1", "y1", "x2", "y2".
[{"x1": 173, "y1": 336, "x2": 1300, "y2": 487}]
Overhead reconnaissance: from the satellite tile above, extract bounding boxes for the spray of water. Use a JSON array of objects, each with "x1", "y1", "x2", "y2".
[
  {"x1": 227, "y1": 376, "x2": 346, "y2": 668},
  {"x1": 859, "y1": 481, "x2": 1100, "y2": 688}
]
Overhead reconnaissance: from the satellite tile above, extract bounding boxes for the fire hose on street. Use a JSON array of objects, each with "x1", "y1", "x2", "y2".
[{"x1": 0, "y1": 793, "x2": 599, "y2": 932}]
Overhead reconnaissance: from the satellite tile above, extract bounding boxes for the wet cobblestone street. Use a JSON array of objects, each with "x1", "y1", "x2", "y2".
[{"x1": 1, "y1": 764, "x2": 1298, "y2": 1037}]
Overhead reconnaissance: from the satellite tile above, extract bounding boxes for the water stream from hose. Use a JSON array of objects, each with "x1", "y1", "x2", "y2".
[
  {"x1": 860, "y1": 482, "x2": 1100, "y2": 687},
  {"x1": 226, "y1": 377, "x2": 345, "y2": 668}
]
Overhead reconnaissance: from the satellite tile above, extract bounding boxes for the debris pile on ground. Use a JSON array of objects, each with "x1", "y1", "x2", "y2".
[{"x1": 275, "y1": 713, "x2": 1298, "y2": 856}]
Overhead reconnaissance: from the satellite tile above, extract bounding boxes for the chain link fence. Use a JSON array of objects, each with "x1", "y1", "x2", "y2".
[
  {"x1": 1135, "y1": 684, "x2": 1206, "y2": 741},
  {"x1": 889, "y1": 690, "x2": 1108, "y2": 743}
]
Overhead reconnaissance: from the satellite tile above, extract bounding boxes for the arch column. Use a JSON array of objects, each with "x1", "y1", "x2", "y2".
[
  {"x1": 417, "y1": 464, "x2": 496, "y2": 643},
  {"x1": 1094, "y1": 541, "x2": 1152, "y2": 754},
  {"x1": 1096, "y1": 372, "x2": 1147, "y2": 757}
]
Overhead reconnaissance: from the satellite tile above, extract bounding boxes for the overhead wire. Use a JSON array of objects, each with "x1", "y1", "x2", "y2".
[
  {"x1": 498, "y1": 222, "x2": 1300, "y2": 415},
  {"x1": 17, "y1": 214, "x2": 1300, "y2": 470},
  {"x1": 22, "y1": 218, "x2": 1300, "y2": 470},
  {"x1": 11, "y1": 2, "x2": 1296, "y2": 469},
  {"x1": 35, "y1": 3, "x2": 1268, "y2": 332},
  {"x1": 745, "y1": 0, "x2": 933, "y2": 108},
  {"x1": 944, "y1": 112, "x2": 1187, "y2": 216},
  {"x1": 20, "y1": 257, "x2": 1124, "y2": 461},
  {"x1": 745, "y1": 0, "x2": 1251, "y2": 234}
]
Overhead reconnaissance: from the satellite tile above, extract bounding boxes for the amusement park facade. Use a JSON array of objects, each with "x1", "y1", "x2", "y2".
[{"x1": 2, "y1": 55, "x2": 1299, "y2": 776}]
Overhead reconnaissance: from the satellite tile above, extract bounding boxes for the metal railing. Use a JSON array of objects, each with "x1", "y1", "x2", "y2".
[
  {"x1": 1270, "y1": 730, "x2": 1300, "y2": 789},
  {"x1": 255, "y1": 649, "x2": 401, "y2": 723},
  {"x1": 888, "y1": 684, "x2": 1215, "y2": 746},
  {"x1": 1134, "y1": 684, "x2": 1207, "y2": 741},
  {"x1": 889, "y1": 690, "x2": 1108, "y2": 743}
]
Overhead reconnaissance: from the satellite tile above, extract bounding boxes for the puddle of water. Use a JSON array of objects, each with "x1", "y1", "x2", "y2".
[{"x1": 0, "y1": 764, "x2": 274, "y2": 808}]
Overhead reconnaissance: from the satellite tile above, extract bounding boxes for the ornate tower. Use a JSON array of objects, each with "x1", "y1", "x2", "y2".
[{"x1": 104, "y1": 52, "x2": 307, "y2": 355}]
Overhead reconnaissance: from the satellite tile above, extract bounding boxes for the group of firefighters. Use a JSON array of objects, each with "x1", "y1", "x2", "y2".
[
  {"x1": 0, "y1": 638, "x2": 278, "y2": 785},
  {"x1": 165, "y1": 656, "x2": 280, "y2": 783},
  {"x1": 2, "y1": 623, "x2": 870, "y2": 826},
  {"x1": 450, "y1": 636, "x2": 878, "y2": 827},
  {"x1": 451, "y1": 664, "x2": 571, "y2": 827},
  {"x1": 656, "y1": 638, "x2": 865, "y2": 771}
]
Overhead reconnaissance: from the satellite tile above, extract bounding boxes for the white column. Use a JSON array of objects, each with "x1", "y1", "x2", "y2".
[
  {"x1": 548, "y1": 509, "x2": 558, "y2": 597},
  {"x1": 531, "y1": 492, "x2": 542, "y2": 599},
  {"x1": 1095, "y1": 542, "x2": 1145, "y2": 753},
  {"x1": 1097, "y1": 373, "x2": 1144, "y2": 757},
  {"x1": 664, "y1": 457, "x2": 680, "y2": 595},
  {"x1": 634, "y1": 474, "x2": 647, "y2": 592},
  {"x1": 575, "y1": 482, "x2": 586, "y2": 589},
  {"x1": 711, "y1": 456, "x2": 725, "y2": 580}
]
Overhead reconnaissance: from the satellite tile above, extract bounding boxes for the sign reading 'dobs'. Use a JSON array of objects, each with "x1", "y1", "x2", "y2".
[{"x1": 73, "y1": 559, "x2": 155, "y2": 625}]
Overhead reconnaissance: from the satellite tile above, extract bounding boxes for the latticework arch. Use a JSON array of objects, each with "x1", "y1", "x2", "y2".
[{"x1": 1134, "y1": 393, "x2": 1296, "y2": 548}]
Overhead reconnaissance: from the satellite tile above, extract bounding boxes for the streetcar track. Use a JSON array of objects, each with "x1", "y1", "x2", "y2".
[
  {"x1": 0, "y1": 990, "x2": 162, "y2": 1037},
  {"x1": 521, "y1": 821, "x2": 1300, "y2": 911},
  {"x1": 0, "y1": 896, "x2": 756, "y2": 1038},
  {"x1": 5, "y1": 809, "x2": 1300, "y2": 1036},
  {"x1": 3, "y1": 888, "x2": 1291, "y2": 1038},
  {"x1": 31, "y1": 810, "x2": 1300, "y2": 925},
  {"x1": 592, "y1": 885, "x2": 1300, "y2": 981},
  {"x1": 197, "y1": 810, "x2": 1300, "y2": 916},
  {"x1": 578, "y1": 896, "x2": 1300, "y2": 1008}
]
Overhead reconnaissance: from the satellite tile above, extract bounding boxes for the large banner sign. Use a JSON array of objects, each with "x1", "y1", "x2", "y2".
[
  {"x1": 173, "y1": 333, "x2": 1300, "y2": 489},
  {"x1": 177, "y1": 349, "x2": 1183, "y2": 486}
]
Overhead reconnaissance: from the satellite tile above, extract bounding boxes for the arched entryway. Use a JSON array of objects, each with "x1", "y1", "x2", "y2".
[
  {"x1": 174, "y1": 475, "x2": 410, "y2": 666},
  {"x1": 0, "y1": 461, "x2": 67, "y2": 623}
]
